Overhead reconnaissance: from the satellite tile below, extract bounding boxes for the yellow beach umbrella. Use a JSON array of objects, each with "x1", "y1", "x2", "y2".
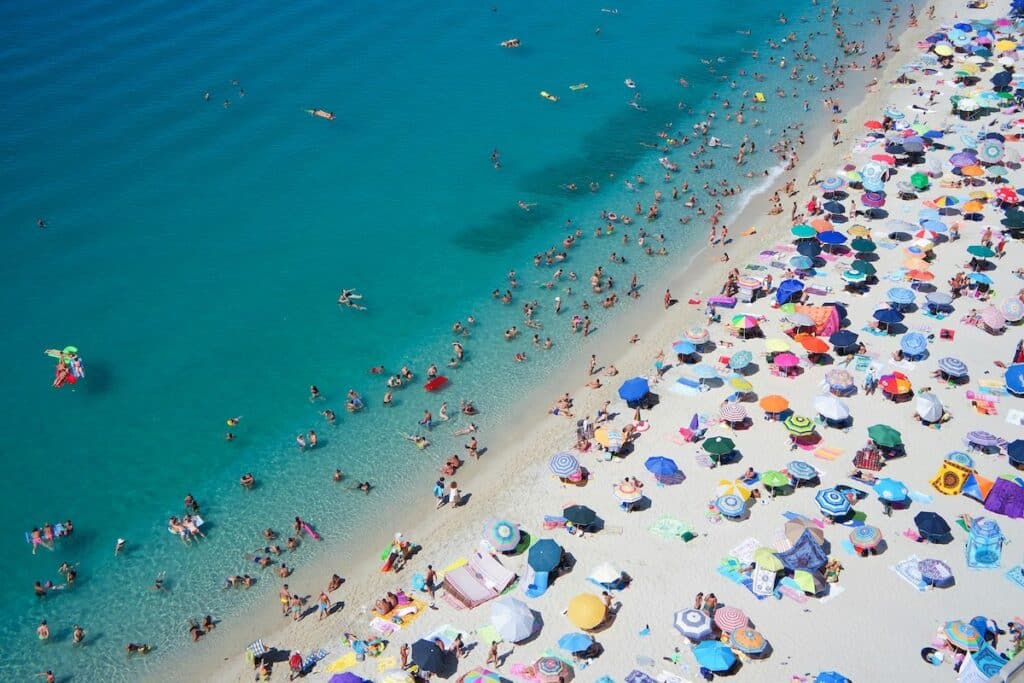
[
  {"x1": 961, "y1": 200, "x2": 985, "y2": 213},
  {"x1": 957, "y1": 62, "x2": 980, "y2": 75},
  {"x1": 969, "y1": 190, "x2": 993, "y2": 200},
  {"x1": 716, "y1": 479, "x2": 751, "y2": 500},
  {"x1": 996, "y1": 39, "x2": 1017, "y2": 53},
  {"x1": 765, "y1": 338, "x2": 791, "y2": 353},
  {"x1": 729, "y1": 376, "x2": 753, "y2": 392},
  {"x1": 846, "y1": 224, "x2": 870, "y2": 237},
  {"x1": 934, "y1": 44, "x2": 954, "y2": 57},
  {"x1": 567, "y1": 593, "x2": 606, "y2": 629}
]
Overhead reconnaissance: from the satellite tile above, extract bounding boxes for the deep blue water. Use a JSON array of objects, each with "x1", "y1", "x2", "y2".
[{"x1": 0, "y1": 0, "x2": 894, "y2": 678}]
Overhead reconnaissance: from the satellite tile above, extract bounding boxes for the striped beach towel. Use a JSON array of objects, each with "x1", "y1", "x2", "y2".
[{"x1": 814, "y1": 446, "x2": 843, "y2": 461}]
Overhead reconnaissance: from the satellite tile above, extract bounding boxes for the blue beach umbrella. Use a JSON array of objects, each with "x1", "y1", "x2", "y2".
[
  {"x1": 644, "y1": 456, "x2": 679, "y2": 476},
  {"x1": 692, "y1": 364, "x2": 718, "y2": 380},
  {"x1": 921, "y1": 219, "x2": 947, "y2": 233},
  {"x1": 815, "y1": 673, "x2": 851, "y2": 683},
  {"x1": 557, "y1": 632, "x2": 593, "y2": 654},
  {"x1": 900, "y1": 332, "x2": 928, "y2": 357},
  {"x1": 715, "y1": 494, "x2": 747, "y2": 518},
  {"x1": 617, "y1": 377, "x2": 649, "y2": 402},
  {"x1": 946, "y1": 451, "x2": 974, "y2": 467},
  {"x1": 817, "y1": 230, "x2": 847, "y2": 245},
  {"x1": 828, "y1": 330, "x2": 858, "y2": 349},
  {"x1": 549, "y1": 452, "x2": 580, "y2": 477},
  {"x1": 672, "y1": 340, "x2": 697, "y2": 355},
  {"x1": 873, "y1": 308, "x2": 904, "y2": 324},
  {"x1": 693, "y1": 640, "x2": 737, "y2": 672},
  {"x1": 820, "y1": 176, "x2": 845, "y2": 192},
  {"x1": 1006, "y1": 363, "x2": 1024, "y2": 395},
  {"x1": 527, "y1": 539, "x2": 562, "y2": 572},
  {"x1": 674, "y1": 608, "x2": 712, "y2": 640},
  {"x1": 841, "y1": 270, "x2": 867, "y2": 283},
  {"x1": 815, "y1": 488, "x2": 851, "y2": 516},
  {"x1": 786, "y1": 460, "x2": 817, "y2": 481},
  {"x1": 967, "y1": 272, "x2": 992, "y2": 285},
  {"x1": 937, "y1": 357, "x2": 968, "y2": 378},
  {"x1": 728, "y1": 350, "x2": 753, "y2": 370},
  {"x1": 925, "y1": 292, "x2": 953, "y2": 306},
  {"x1": 797, "y1": 240, "x2": 821, "y2": 257},
  {"x1": 790, "y1": 255, "x2": 814, "y2": 269},
  {"x1": 776, "y1": 279, "x2": 805, "y2": 304},
  {"x1": 887, "y1": 287, "x2": 916, "y2": 304},
  {"x1": 487, "y1": 519, "x2": 520, "y2": 552},
  {"x1": 873, "y1": 477, "x2": 909, "y2": 502}
]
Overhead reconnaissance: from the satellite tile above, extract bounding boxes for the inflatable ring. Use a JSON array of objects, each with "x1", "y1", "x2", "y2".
[
  {"x1": 608, "y1": 213, "x2": 618, "y2": 222},
  {"x1": 633, "y1": 421, "x2": 651, "y2": 432}
]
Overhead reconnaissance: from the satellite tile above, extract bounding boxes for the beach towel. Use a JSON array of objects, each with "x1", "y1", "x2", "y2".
[
  {"x1": 375, "y1": 656, "x2": 397, "y2": 671},
  {"x1": 1005, "y1": 566, "x2": 1024, "y2": 592},
  {"x1": 509, "y1": 663, "x2": 541, "y2": 683},
  {"x1": 301, "y1": 649, "x2": 328, "y2": 673},
  {"x1": 626, "y1": 669, "x2": 658, "y2": 683},
  {"x1": 323, "y1": 652, "x2": 357, "y2": 673},
  {"x1": 370, "y1": 617, "x2": 399, "y2": 636},
  {"x1": 751, "y1": 566, "x2": 777, "y2": 597},
  {"x1": 729, "y1": 537, "x2": 761, "y2": 565},
  {"x1": 814, "y1": 446, "x2": 843, "y2": 461},
  {"x1": 891, "y1": 555, "x2": 926, "y2": 591},
  {"x1": 524, "y1": 569, "x2": 549, "y2": 598},
  {"x1": 777, "y1": 579, "x2": 809, "y2": 603},
  {"x1": 840, "y1": 539, "x2": 857, "y2": 556}
]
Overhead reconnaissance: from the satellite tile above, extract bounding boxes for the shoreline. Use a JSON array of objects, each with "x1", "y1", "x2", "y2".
[{"x1": 169, "y1": 3, "x2": 931, "y2": 680}]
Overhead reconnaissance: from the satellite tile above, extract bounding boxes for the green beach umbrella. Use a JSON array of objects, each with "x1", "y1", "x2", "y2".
[
  {"x1": 752, "y1": 547, "x2": 784, "y2": 572},
  {"x1": 783, "y1": 414, "x2": 815, "y2": 436},
  {"x1": 760, "y1": 470, "x2": 789, "y2": 490},
  {"x1": 967, "y1": 245, "x2": 995, "y2": 258},
  {"x1": 867, "y1": 424, "x2": 902, "y2": 448},
  {"x1": 850, "y1": 237, "x2": 876, "y2": 253},
  {"x1": 910, "y1": 172, "x2": 930, "y2": 190},
  {"x1": 702, "y1": 436, "x2": 735, "y2": 455},
  {"x1": 851, "y1": 260, "x2": 876, "y2": 275},
  {"x1": 792, "y1": 570, "x2": 825, "y2": 595},
  {"x1": 791, "y1": 224, "x2": 816, "y2": 239}
]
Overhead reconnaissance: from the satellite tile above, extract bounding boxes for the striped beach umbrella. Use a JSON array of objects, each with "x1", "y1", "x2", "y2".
[
  {"x1": 841, "y1": 269, "x2": 867, "y2": 283},
  {"x1": 944, "y1": 621, "x2": 983, "y2": 651},
  {"x1": 786, "y1": 460, "x2": 817, "y2": 481},
  {"x1": 966, "y1": 430, "x2": 1000, "y2": 448},
  {"x1": 713, "y1": 605, "x2": 748, "y2": 632},
  {"x1": 1001, "y1": 298, "x2": 1024, "y2": 322},
  {"x1": 685, "y1": 325, "x2": 709, "y2": 343},
  {"x1": 820, "y1": 176, "x2": 845, "y2": 192},
  {"x1": 815, "y1": 487, "x2": 851, "y2": 516},
  {"x1": 826, "y1": 368, "x2": 854, "y2": 389},
  {"x1": 730, "y1": 627, "x2": 768, "y2": 655},
  {"x1": 784, "y1": 414, "x2": 815, "y2": 436},
  {"x1": 720, "y1": 403, "x2": 747, "y2": 424},
  {"x1": 937, "y1": 357, "x2": 968, "y2": 378},
  {"x1": 673, "y1": 608, "x2": 712, "y2": 640},
  {"x1": 486, "y1": 519, "x2": 520, "y2": 552},
  {"x1": 715, "y1": 494, "x2": 746, "y2": 518},
  {"x1": 535, "y1": 656, "x2": 569, "y2": 682},
  {"x1": 715, "y1": 479, "x2": 751, "y2": 500},
  {"x1": 849, "y1": 525, "x2": 883, "y2": 549},
  {"x1": 613, "y1": 481, "x2": 643, "y2": 504},
  {"x1": 548, "y1": 452, "x2": 580, "y2": 477},
  {"x1": 730, "y1": 314, "x2": 760, "y2": 330},
  {"x1": 737, "y1": 276, "x2": 762, "y2": 290}
]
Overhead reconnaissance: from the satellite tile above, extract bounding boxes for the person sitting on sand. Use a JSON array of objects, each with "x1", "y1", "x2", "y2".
[
  {"x1": 586, "y1": 377, "x2": 602, "y2": 389},
  {"x1": 605, "y1": 364, "x2": 619, "y2": 376}
]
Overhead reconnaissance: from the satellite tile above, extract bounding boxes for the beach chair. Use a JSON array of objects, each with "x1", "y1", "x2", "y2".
[{"x1": 524, "y1": 570, "x2": 549, "y2": 599}]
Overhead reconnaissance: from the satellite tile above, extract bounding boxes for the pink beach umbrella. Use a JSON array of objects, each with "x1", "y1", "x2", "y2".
[
  {"x1": 980, "y1": 306, "x2": 1006, "y2": 331},
  {"x1": 713, "y1": 605, "x2": 748, "y2": 632},
  {"x1": 774, "y1": 352, "x2": 800, "y2": 368}
]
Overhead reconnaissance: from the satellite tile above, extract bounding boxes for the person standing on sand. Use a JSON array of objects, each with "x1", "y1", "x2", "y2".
[
  {"x1": 664, "y1": 289, "x2": 672, "y2": 309},
  {"x1": 425, "y1": 565, "x2": 437, "y2": 603},
  {"x1": 400, "y1": 642, "x2": 410, "y2": 669},
  {"x1": 588, "y1": 354, "x2": 597, "y2": 376},
  {"x1": 279, "y1": 584, "x2": 291, "y2": 616},
  {"x1": 449, "y1": 481, "x2": 461, "y2": 508}
]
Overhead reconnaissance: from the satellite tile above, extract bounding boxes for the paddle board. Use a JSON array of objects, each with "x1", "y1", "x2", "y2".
[{"x1": 539, "y1": 91, "x2": 559, "y2": 102}]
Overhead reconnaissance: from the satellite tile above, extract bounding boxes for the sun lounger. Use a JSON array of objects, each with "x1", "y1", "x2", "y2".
[{"x1": 523, "y1": 570, "x2": 549, "y2": 599}]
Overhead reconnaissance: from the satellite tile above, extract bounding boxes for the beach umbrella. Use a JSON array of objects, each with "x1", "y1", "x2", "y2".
[
  {"x1": 791, "y1": 224, "x2": 817, "y2": 239},
  {"x1": 672, "y1": 340, "x2": 697, "y2": 355},
  {"x1": 534, "y1": 657, "x2": 569, "y2": 683},
  {"x1": 790, "y1": 255, "x2": 814, "y2": 270},
  {"x1": 818, "y1": 230, "x2": 847, "y2": 245},
  {"x1": 874, "y1": 477, "x2": 908, "y2": 502},
  {"x1": 849, "y1": 525, "x2": 883, "y2": 550},
  {"x1": 613, "y1": 480, "x2": 644, "y2": 504},
  {"x1": 873, "y1": 308, "x2": 904, "y2": 324},
  {"x1": 527, "y1": 539, "x2": 562, "y2": 573},
  {"x1": 549, "y1": 452, "x2": 580, "y2": 478},
  {"x1": 719, "y1": 403, "x2": 747, "y2": 424},
  {"x1": 867, "y1": 424, "x2": 902, "y2": 448},
  {"x1": 799, "y1": 336, "x2": 828, "y2": 354},
  {"x1": 759, "y1": 395, "x2": 789, "y2": 413},
  {"x1": 673, "y1": 608, "x2": 713, "y2": 640},
  {"x1": 980, "y1": 139, "x2": 1004, "y2": 162},
  {"x1": 713, "y1": 606, "x2": 748, "y2": 632},
  {"x1": 863, "y1": 119, "x2": 883, "y2": 130},
  {"x1": 995, "y1": 186, "x2": 1019, "y2": 204},
  {"x1": 916, "y1": 392, "x2": 945, "y2": 422},
  {"x1": 730, "y1": 314, "x2": 759, "y2": 330},
  {"x1": 820, "y1": 176, "x2": 845, "y2": 192},
  {"x1": 887, "y1": 287, "x2": 916, "y2": 305},
  {"x1": 702, "y1": 436, "x2": 735, "y2": 455},
  {"x1": 728, "y1": 350, "x2": 753, "y2": 370},
  {"x1": 557, "y1": 632, "x2": 593, "y2": 655},
  {"x1": 760, "y1": 471, "x2": 789, "y2": 493},
  {"x1": 920, "y1": 218, "x2": 947, "y2": 233},
  {"x1": 966, "y1": 430, "x2": 1000, "y2": 449},
  {"x1": 729, "y1": 376, "x2": 753, "y2": 392},
  {"x1": 792, "y1": 569, "x2": 827, "y2": 595},
  {"x1": 980, "y1": 306, "x2": 1005, "y2": 331},
  {"x1": 786, "y1": 460, "x2": 817, "y2": 481},
  {"x1": 860, "y1": 192, "x2": 886, "y2": 209},
  {"x1": 486, "y1": 519, "x2": 520, "y2": 552},
  {"x1": 730, "y1": 627, "x2": 768, "y2": 655},
  {"x1": 890, "y1": 219, "x2": 919, "y2": 235},
  {"x1": 715, "y1": 494, "x2": 747, "y2": 518},
  {"x1": 900, "y1": 332, "x2": 928, "y2": 357},
  {"x1": 785, "y1": 518, "x2": 825, "y2": 545},
  {"x1": 914, "y1": 511, "x2": 951, "y2": 541},
  {"x1": 693, "y1": 641, "x2": 737, "y2": 672},
  {"x1": 968, "y1": 272, "x2": 993, "y2": 286},
  {"x1": 850, "y1": 237, "x2": 876, "y2": 253},
  {"x1": 944, "y1": 621, "x2": 983, "y2": 651},
  {"x1": 784, "y1": 414, "x2": 815, "y2": 436},
  {"x1": 815, "y1": 673, "x2": 851, "y2": 683},
  {"x1": 879, "y1": 372, "x2": 911, "y2": 395},
  {"x1": 828, "y1": 330, "x2": 857, "y2": 350},
  {"x1": 411, "y1": 639, "x2": 447, "y2": 674},
  {"x1": 846, "y1": 223, "x2": 870, "y2": 237},
  {"x1": 910, "y1": 172, "x2": 930, "y2": 189},
  {"x1": 567, "y1": 594, "x2": 605, "y2": 630},
  {"x1": 753, "y1": 545, "x2": 785, "y2": 571},
  {"x1": 967, "y1": 244, "x2": 996, "y2": 258},
  {"x1": 459, "y1": 669, "x2": 500, "y2": 683},
  {"x1": 925, "y1": 292, "x2": 952, "y2": 306},
  {"x1": 1007, "y1": 364, "x2": 1024, "y2": 395},
  {"x1": 815, "y1": 488, "x2": 851, "y2": 516},
  {"x1": 813, "y1": 395, "x2": 850, "y2": 421},
  {"x1": 906, "y1": 269, "x2": 933, "y2": 282},
  {"x1": 826, "y1": 368, "x2": 854, "y2": 390},
  {"x1": 589, "y1": 562, "x2": 622, "y2": 585},
  {"x1": 644, "y1": 456, "x2": 678, "y2": 477},
  {"x1": 788, "y1": 312, "x2": 814, "y2": 328},
  {"x1": 774, "y1": 352, "x2": 800, "y2": 369},
  {"x1": 946, "y1": 450, "x2": 974, "y2": 468},
  {"x1": 563, "y1": 505, "x2": 596, "y2": 526},
  {"x1": 822, "y1": 201, "x2": 845, "y2": 215},
  {"x1": 1001, "y1": 298, "x2": 1024, "y2": 322},
  {"x1": 861, "y1": 161, "x2": 886, "y2": 182},
  {"x1": 716, "y1": 480, "x2": 751, "y2": 500},
  {"x1": 918, "y1": 559, "x2": 954, "y2": 588},
  {"x1": 617, "y1": 377, "x2": 650, "y2": 403},
  {"x1": 692, "y1": 363, "x2": 718, "y2": 380},
  {"x1": 765, "y1": 338, "x2": 791, "y2": 353},
  {"x1": 996, "y1": 38, "x2": 1017, "y2": 52},
  {"x1": 684, "y1": 325, "x2": 709, "y2": 343},
  {"x1": 737, "y1": 276, "x2": 762, "y2": 290},
  {"x1": 491, "y1": 597, "x2": 537, "y2": 642}
]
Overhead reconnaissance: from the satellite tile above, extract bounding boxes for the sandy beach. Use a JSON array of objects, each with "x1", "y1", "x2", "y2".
[{"x1": 163, "y1": 1, "x2": 1024, "y2": 682}]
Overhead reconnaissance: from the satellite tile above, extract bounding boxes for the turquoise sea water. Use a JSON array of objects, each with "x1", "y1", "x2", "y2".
[{"x1": 0, "y1": 0, "x2": 896, "y2": 679}]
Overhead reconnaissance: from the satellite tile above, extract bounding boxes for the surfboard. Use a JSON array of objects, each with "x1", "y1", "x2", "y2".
[
  {"x1": 569, "y1": 83, "x2": 589, "y2": 91},
  {"x1": 540, "y1": 91, "x2": 559, "y2": 102}
]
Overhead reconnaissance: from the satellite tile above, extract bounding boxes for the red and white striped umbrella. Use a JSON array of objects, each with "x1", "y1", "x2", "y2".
[
  {"x1": 720, "y1": 403, "x2": 747, "y2": 423},
  {"x1": 713, "y1": 605, "x2": 748, "y2": 632}
]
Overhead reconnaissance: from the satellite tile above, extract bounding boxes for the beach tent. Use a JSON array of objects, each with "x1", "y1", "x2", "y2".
[
  {"x1": 776, "y1": 529, "x2": 828, "y2": 571},
  {"x1": 983, "y1": 478, "x2": 1024, "y2": 518},
  {"x1": 961, "y1": 472, "x2": 995, "y2": 503},
  {"x1": 930, "y1": 460, "x2": 972, "y2": 495},
  {"x1": 966, "y1": 518, "x2": 1005, "y2": 569}
]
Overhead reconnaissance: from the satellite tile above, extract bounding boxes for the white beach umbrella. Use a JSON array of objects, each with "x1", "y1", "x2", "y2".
[
  {"x1": 915, "y1": 392, "x2": 944, "y2": 423},
  {"x1": 813, "y1": 395, "x2": 850, "y2": 421}
]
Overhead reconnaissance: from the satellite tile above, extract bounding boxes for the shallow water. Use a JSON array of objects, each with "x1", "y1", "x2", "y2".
[{"x1": 0, "y1": 0, "x2": 895, "y2": 678}]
